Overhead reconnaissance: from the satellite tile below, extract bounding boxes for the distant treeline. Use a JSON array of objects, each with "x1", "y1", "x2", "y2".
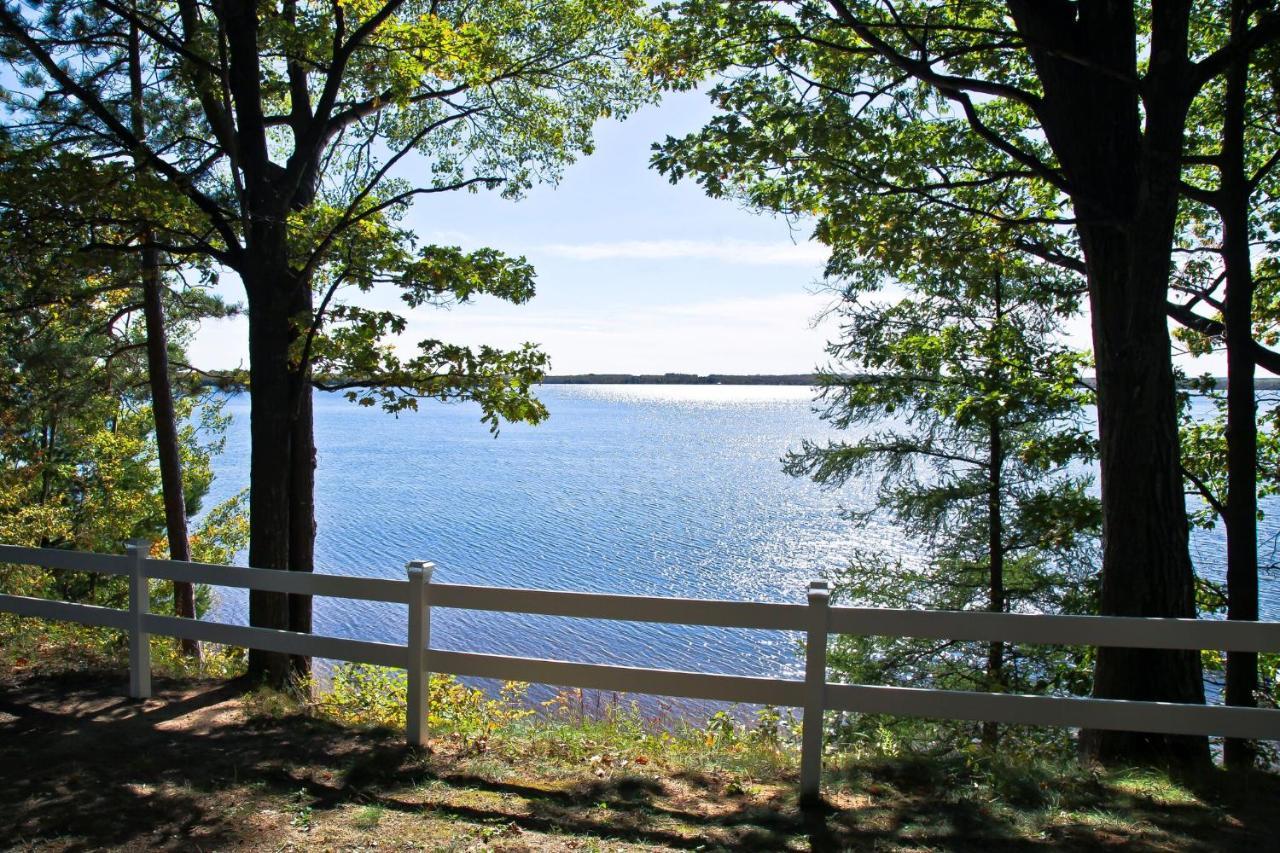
[
  {"x1": 193, "y1": 371, "x2": 822, "y2": 390},
  {"x1": 542, "y1": 373, "x2": 820, "y2": 385},
  {"x1": 193, "y1": 373, "x2": 1278, "y2": 391},
  {"x1": 542, "y1": 374, "x2": 1278, "y2": 389}
]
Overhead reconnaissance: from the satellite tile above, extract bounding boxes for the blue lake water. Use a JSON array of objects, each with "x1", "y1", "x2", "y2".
[{"x1": 202, "y1": 386, "x2": 1276, "y2": 694}]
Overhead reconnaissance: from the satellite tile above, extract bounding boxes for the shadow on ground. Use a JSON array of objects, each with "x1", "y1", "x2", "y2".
[{"x1": 1, "y1": 671, "x2": 1275, "y2": 851}]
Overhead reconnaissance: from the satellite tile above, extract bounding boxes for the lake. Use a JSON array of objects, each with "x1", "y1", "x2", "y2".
[{"x1": 202, "y1": 386, "x2": 1276, "y2": 696}]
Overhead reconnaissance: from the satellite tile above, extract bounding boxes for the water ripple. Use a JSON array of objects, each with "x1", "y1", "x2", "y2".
[{"x1": 202, "y1": 386, "x2": 1275, "y2": 703}]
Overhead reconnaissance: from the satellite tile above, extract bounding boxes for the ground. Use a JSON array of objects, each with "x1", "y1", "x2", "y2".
[{"x1": 1, "y1": 668, "x2": 1277, "y2": 852}]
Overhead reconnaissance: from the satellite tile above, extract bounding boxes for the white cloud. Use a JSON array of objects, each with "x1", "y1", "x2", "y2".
[
  {"x1": 398, "y1": 292, "x2": 838, "y2": 375},
  {"x1": 187, "y1": 293, "x2": 840, "y2": 375},
  {"x1": 193, "y1": 290, "x2": 1233, "y2": 379},
  {"x1": 538, "y1": 239, "x2": 829, "y2": 266}
]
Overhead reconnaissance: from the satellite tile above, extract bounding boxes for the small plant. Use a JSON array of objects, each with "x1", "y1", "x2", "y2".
[
  {"x1": 747, "y1": 705, "x2": 798, "y2": 749},
  {"x1": 244, "y1": 684, "x2": 301, "y2": 719},
  {"x1": 149, "y1": 633, "x2": 246, "y2": 680},
  {"x1": 306, "y1": 665, "x2": 805, "y2": 781},
  {"x1": 705, "y1": 709, "x2": 737, "y2": 747},
  {"x1": 285, "y1": 789, "x2": 313, "y2": 831},
  {"x1": 310, "y1": 664, "x2": 534, "y2": 749},
  {"x1": 351, "y1": 804, "x2": 384, "y2": 830}
]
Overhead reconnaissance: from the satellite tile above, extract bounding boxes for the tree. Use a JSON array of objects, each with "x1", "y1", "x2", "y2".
[
  {"x1": 0, "y1": 175, "x2": 245, "y2": 618},
  {"x1": 1172, "y1": 0, "x2": 1280, "y2": 769},
  {"x1": 0, "y1": 140, "x2": 237, "y2": 653},
  {"x1": 785, "y1": 243, "x2": 1098, "y2": 749},
  {"x1": 0, "y1": 318, "x2": 247, "y2": 667},
  {"x1": 1, "y1": 0, "x2": 656, "y2": 683},
  {"x1": 645, "y1": 0, "x2": 1280, "y2": 765},
  {"x1": 128, "y1": 8, "x2": 200, "y2": 657}
]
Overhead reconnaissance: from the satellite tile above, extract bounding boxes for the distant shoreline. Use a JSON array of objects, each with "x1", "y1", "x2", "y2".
[
  {"x1": 541, "y1": 373, "x2": 819, "y2": 386},
  {"x1": 542, "y1": 374, "x2": 1277, "y2": 391},
  {"x1": 196, "y1": 373, "x2": 1278, "y2": 391}
]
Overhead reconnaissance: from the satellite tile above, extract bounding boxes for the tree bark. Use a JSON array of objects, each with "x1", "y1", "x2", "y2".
[
  {"x1": 982, "y1": 412, "x2": 1006, "y2": 750},
  {"x1": 238, "y1": 209, "x2": 317, "y2": 686},
  {"x1": 220, "y1": 0, "x2": 321, "y2": 686},
  {"x1": 1007, "y1": 0, "x2": 1209, "y2": 767},
  {"x1": 287, "y1": 283, "x2": 316, "y2": 680},
  {"x1": 1082, "y1": 225, "x2": 1207, "y2": 765},
  {"x1": 1220, "y1": 0, "x2": 1259, "y2": 771},
  {"x1": 129, "y1": 10, "x2": 198, "y2": 658},
  {"x1": 244, "y1": 256, "x2": 303, "y2": 685},
  {"x1": 141, "y1": 236, "x2": 200, "y2": 658}
]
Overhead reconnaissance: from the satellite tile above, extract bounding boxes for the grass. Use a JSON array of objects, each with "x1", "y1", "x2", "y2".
[
  {"x1": 5, "y1": 676, "x2": 1274, "y2": 845},
  {"x1": 3, "y1": 646, "x2": 1278, "y2": 852},
  {"x1": 351, "y1": 803, "x2": 385, "y2": 829}
]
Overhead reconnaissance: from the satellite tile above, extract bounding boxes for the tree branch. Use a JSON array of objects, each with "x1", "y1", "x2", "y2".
[
  {"x1": 1182, "y1": 465, "x2": 1226, "y2": 519},
  {"x1": 1166, "y1": 300, "x2": 1280, "y2": 375},
  {"x1": 1192, "y1": 9, "x2": 1280, "y2": 88},
  {"x1": 0, "y1": 6, "x2": 242, "y2": 258},
  {"x1": 824, "y1": 0, "x2": 1043, "y2": 108}
]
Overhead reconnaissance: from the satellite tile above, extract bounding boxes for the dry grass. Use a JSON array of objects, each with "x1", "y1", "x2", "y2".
[{"x1": 1, "y1": 665, "x2": 1276, "y2": 852}]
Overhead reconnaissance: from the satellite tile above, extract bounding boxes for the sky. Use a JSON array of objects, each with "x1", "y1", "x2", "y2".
[
  {"x1": 188, "y1": 90, "x2": 843, "y2": 376},
  {"x1": 186, "y1": 89, "x2": 1221, "y2": 377}
]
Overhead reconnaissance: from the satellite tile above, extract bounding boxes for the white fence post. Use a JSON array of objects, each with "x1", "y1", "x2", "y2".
[
  {"x1": 127, "y1": 538, "x2": 152, "y2": 699},
  {"x1": 800, "y1": 579, "x2": 830, "y2": 805},
  {"x1": 405, "y1": 560, "x2": 435, "y2": 747}
]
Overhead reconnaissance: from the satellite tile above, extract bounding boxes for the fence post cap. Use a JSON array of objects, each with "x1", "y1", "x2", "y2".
[
  {"x1": 406, "y1": 560, "x2": 435, "y2": 580},
  {"x1": 125, "y1": 538, "x2": 152, "y2": 554},
  {"x1": 807, "y1": 579, "x2": 830, "y2": 596}
]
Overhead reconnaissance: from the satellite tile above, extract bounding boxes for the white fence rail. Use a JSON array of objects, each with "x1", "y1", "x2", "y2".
[{"x1": 2, "y1": 543, "x2": 1279, "y2": 802}]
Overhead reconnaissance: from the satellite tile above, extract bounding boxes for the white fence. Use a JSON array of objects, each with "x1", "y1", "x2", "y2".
[{"x1": 2, "y1": 542, "x2": 1280, "y2": 802}]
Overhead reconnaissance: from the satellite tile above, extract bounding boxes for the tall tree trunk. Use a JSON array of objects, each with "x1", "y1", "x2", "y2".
[
  {"x1": 128, "y1": 11, "x2": 198, "y2": 658},
  {"x1": 1077, "y1": 146, "x2": 1207, "y2": 765},
  {"x1": 141, "y1": 237, "x2": 200, "y2": 658},
  {"x1": 220, "y1": 0, "x2": 319, "y2": 686},
  {"x1": 244, "y1": 266, "x2": 318, "y2": 685},
  {"x1": 982, "y1": 412, "x2": 1006, "y2": 750},
  {"x1": 287, "y1": 283, "x2": 316, "y2": 680},
  {"x1": 244, "y1": 258, "x2": 301, "y2": 686},
  {"x1": 1082, "y1": 228, "x2": 1206, "y2": 765},
  {"x1": 1221, "y1": 0, "x2": 1259, "y2": 771},
  {"x1": 1009, "y1": 0, "x2": 1209, "y2": 767}
]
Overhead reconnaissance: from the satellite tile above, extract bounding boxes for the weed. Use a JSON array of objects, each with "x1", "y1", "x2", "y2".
[
  {"x1": 285, "y1": 789, "x2": 313, "y2": 831},
  {"x1": 351, "y1": 804, "x2": 384, "y2": 830}
]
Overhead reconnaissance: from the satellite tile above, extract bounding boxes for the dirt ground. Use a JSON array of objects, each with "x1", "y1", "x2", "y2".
[{"x1": 1, "y1": 669, "x2": 1276, "y2": 852}]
